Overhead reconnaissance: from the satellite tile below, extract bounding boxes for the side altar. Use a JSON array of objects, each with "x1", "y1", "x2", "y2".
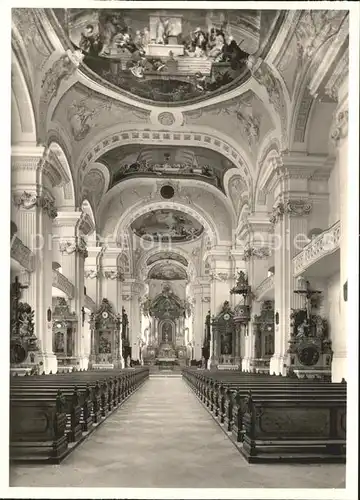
[{"x1": 89, "y1": 298, "x2": 124, "y2": 370}]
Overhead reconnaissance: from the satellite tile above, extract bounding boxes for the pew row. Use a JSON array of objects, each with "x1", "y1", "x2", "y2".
[
  {"x1": 10, "y1": 367, "x2": 149, "y2": 463},
  {"x1": 182, "y1": 368, "x2": 346, "y2": 463}
]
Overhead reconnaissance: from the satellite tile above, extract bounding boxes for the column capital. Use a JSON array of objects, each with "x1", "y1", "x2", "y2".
[
  {"x1": 59, "y1": 236, "x2": 88, "y2": 258},
  {"x1": 12, "y1": 191, "x2": 58, "y2": 220},
  {"x1": 270, "y1": 199, "x2": 312, "y2": 225},
  {"x1": 102, "y1": 267, "x2": 124, "y2": 281},
  {"x1": 243, "y1": 246, "x2": 272, "y2": 261},
  {"x1": 84, "y1": 268, "x2": 99, "y2": 279}
]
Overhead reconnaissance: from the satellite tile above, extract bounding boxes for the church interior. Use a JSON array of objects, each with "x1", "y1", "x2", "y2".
[{"x1": 8, "y1": 5, "x2": 356, "y2": 493}]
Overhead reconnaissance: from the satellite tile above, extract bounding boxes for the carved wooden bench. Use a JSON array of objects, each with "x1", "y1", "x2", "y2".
[{"x1": 241, "y1": 390, "x2": 346, "y2": 463}]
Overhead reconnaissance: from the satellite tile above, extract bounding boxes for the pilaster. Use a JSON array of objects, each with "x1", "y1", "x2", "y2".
[
  {"x1": 268, "y1": 158, "x2": 318, "y2": 375},
  {"x1": 84, "y1": 246, "x2": 104, "y2": 305}
]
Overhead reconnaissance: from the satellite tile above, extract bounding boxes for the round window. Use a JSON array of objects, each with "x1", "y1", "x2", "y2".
[{"x1": 160, "y1": 185, "x2": 175, "y2": 199}]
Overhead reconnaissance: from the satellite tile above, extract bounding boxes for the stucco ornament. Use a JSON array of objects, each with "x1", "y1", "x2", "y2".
[{"x1": 13, "y1": 191, "x2": 58, "y2": 219}]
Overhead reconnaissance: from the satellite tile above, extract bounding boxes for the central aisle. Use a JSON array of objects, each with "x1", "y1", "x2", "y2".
[{"x1": 10, "y1": 376, "x2": 345, "y2": 488}]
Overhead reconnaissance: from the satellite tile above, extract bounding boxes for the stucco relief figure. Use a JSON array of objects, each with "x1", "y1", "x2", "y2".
[
  {"x1": 67, "y1": 102, "x2": 95, "y2": 141},
  {"x1": 41, "y1": 53, "x2": 80, "y2": 102}
]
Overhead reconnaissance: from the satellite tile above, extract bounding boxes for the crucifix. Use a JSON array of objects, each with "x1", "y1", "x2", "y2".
[
  {"x1": 294, "y1": 279, "x2": 322, "y2": 322},
  {"x1": 11, "y1": 276, "x2": 29, "y2": 337}
]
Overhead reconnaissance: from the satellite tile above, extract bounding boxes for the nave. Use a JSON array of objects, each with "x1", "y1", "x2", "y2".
[{"x1": 10, "y1": 376, "x2": 345, "y2": 489}]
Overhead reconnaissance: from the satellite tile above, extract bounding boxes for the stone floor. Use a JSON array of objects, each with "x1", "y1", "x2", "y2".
[{"x1": 9, "y1": 377, "x2": 346, "y2": 488}]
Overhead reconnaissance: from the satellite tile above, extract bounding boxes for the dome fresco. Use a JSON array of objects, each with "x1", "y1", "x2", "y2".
[{"x1": 56, "y1": 8, "x2": 267, "y2": 103}]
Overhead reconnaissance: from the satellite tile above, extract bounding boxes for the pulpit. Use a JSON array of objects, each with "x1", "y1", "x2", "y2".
[{"x1": 89, "y1": 298, "x2": 123, "y2": 370}]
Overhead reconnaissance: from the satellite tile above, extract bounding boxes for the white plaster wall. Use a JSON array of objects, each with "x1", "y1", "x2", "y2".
[
  {"x1": 326, "y1": 271, "x2": 341, "y2": 347},
  {"x1": 327, "y1": 162, "x2": 340, "y2": 227}
]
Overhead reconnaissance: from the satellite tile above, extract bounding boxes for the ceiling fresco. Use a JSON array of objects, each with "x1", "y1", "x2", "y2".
[
  {"x1": 57, "y1": 8, "x2": 262, "y2": 103},
  {"x1": 99, "y1": 145, "x2": 236, "y2": 192},
  {"x1": 146, "y1": 252, "x2": 188, "y2": 267},
  {"x1": 131, "y1": 209, "x2": 204, "y2": 243},
  {"x1": 148, "y1": 262, "x2": 188, "y2": 281}
]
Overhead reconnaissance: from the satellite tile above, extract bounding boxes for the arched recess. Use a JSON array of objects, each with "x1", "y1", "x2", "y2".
[
  {"x1": 81, "y1": 162, "x2": 110, "y2": 218},
  {"x1": 11, "y1": 52, "x2": 37, "y2": 145},
  {"x1": 114, "y1": 199, "x2": 219, "y2": 248},
  {"x1": 147, "y1": 260, "x2": 189, "y2": 281},
  {"x1": 288, "y1": 15, "x2": 348, "y2": 153},
  {"x1": 254, "y1": 138, "x2": 282, "y2": 208},
  {"x1": 76, "y1": 124, "x2": 254, "y2": 195},
  {"x1": 47, "y1": 141, "x2": 76, "y2": 210}
]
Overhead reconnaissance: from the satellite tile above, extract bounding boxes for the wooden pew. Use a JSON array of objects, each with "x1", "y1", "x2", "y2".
[
  {"x1": 10, "y1": 367, "x2": 149, "y2": 463},
  {"x1": 10, "y1": 390, "x2": 68, "y2": 462},
  {"x1": 182, "y1": 367, "x2": 346, "y2": 463},
  {"x1": 241, "y1": 390, "x2": 346, "y2": 463}
]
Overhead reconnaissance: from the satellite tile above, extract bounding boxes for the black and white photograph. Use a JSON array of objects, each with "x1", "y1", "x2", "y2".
[{"x1": 1, "y1": 1, "x2": 358, "y2": 499}]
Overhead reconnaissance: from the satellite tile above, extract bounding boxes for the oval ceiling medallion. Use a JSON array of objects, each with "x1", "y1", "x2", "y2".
[
  {"x1": 131, "y1": 209, "x2": 204, "y2": 242},
  {"x1": 158, "y1": 112, "x2": 175, "y2": 126}
]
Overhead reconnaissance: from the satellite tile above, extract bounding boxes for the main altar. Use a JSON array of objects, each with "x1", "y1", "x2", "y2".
[{"x1": 141, "y1": 284, "x2": 189, "y2": 367}]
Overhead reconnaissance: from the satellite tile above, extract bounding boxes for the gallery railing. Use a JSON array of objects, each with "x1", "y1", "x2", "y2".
[{"x1": 293, "y1": 221, "x2": 341, "y2": 277}]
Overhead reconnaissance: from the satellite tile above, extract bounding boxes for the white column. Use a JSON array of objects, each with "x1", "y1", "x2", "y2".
[
  {"x1": 53, "y1": 212, "x2": 87, "y2": 369},
  {"x1": 192, "y1": 280, "x2": 210, "y2": 360},
  {"x1": 130, "y1": 281, "x2": 144, "y2": 360},
  {"x1": 207, "y1": 248, "x2": 233, "y2": 367},
  {"x1": 330, "y1": 101, "x2": 348, "y2": 381},
  {"x1": 12, "y1": 147, "x2": 58, "y2": 374}
]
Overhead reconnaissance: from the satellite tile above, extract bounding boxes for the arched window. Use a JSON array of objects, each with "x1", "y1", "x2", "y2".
[
  {"x1": 268, "y1": 266, "x2": 275, "y2": 277},
  {"x1": 308, "y1": 228, "x2": 323, "y2": 240}
]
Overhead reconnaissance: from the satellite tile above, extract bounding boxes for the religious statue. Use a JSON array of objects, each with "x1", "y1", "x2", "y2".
[{"x1": 297, "y1": 319, "x2": 310, "y2": 339}]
